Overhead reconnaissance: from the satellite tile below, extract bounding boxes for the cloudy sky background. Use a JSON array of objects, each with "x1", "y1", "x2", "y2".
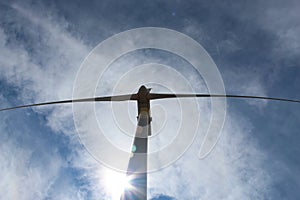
[{"x1": 0, "y1": 0, "x2": 299, "y2": 199}]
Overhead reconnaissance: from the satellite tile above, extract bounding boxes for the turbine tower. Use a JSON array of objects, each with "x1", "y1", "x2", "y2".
[{"x1": 121, "y1": 86, "x2": 151, "y2": 200}]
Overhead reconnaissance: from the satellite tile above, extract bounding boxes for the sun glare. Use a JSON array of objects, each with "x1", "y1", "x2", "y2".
[{"x1": 103, "y1": 169, "x2": 133, "y2": 200}]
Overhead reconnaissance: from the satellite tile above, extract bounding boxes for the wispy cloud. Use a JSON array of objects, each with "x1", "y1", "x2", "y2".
[
  {"x1": 1, "y1": 1, "x2": 298, "y2": 199},
  {"x1": 149, "y1": 111, "x2": 271, "y2": 199}
]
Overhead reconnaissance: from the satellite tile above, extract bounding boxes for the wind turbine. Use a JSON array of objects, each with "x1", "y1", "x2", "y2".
[{"x1": 1, "y1": 85, "x2": 299, "y2": 200}]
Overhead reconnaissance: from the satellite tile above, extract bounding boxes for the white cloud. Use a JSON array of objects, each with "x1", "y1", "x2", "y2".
[
  {"x1": 0, "y1": 112, "x2": 64, "y2": 200},
  {"x1": 0, "y1": 3, "x2": 93, "y2": 199},
  {"x1": 149, "y1": 112, "x2": 271, "y2": 199},
  {"x1": 0, "y1": 2, "x2": 277, "y2": 200}
]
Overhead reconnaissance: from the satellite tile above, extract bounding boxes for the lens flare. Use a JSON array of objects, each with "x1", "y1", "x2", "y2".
[{"x1": 103, "y1": 169, "x2": 133, "y2": 200}]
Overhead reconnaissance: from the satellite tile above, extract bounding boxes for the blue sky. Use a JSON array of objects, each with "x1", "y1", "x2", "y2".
[{"x1": 0, "y1": 0, "x2": 300, "y2": 199}]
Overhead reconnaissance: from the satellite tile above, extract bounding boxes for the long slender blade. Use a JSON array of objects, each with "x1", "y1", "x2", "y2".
[
  {"x1": 0, "y1": 94, "x2": 138, "y2": 112},
  {"x1": 149, "y1": 93, "x2": 300, "y2": 103}
]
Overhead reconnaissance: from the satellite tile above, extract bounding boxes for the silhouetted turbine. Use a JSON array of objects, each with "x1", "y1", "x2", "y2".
[{"x1": 1, "y1": 85, "x2": 299, "y2": 200}]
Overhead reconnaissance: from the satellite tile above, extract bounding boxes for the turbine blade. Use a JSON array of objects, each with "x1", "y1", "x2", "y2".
[
  {"x1": 95, "y1": 94, "x2": 138, "y2": 101},
  {"x1": 149, "y1": 93, "x2": 300, "y2": 103},
  {"x1": 0, "y1": 94, "x2": 138, "y2": 112}
]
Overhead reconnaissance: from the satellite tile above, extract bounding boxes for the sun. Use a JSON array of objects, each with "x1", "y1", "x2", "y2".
[{"x1": 103, "y1": 169, "x2": 133, "y2": 200}]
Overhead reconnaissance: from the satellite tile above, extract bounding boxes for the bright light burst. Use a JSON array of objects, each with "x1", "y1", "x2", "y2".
[{"x1": 103, "y1": 168, "x2": 133, "y2": 200}]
